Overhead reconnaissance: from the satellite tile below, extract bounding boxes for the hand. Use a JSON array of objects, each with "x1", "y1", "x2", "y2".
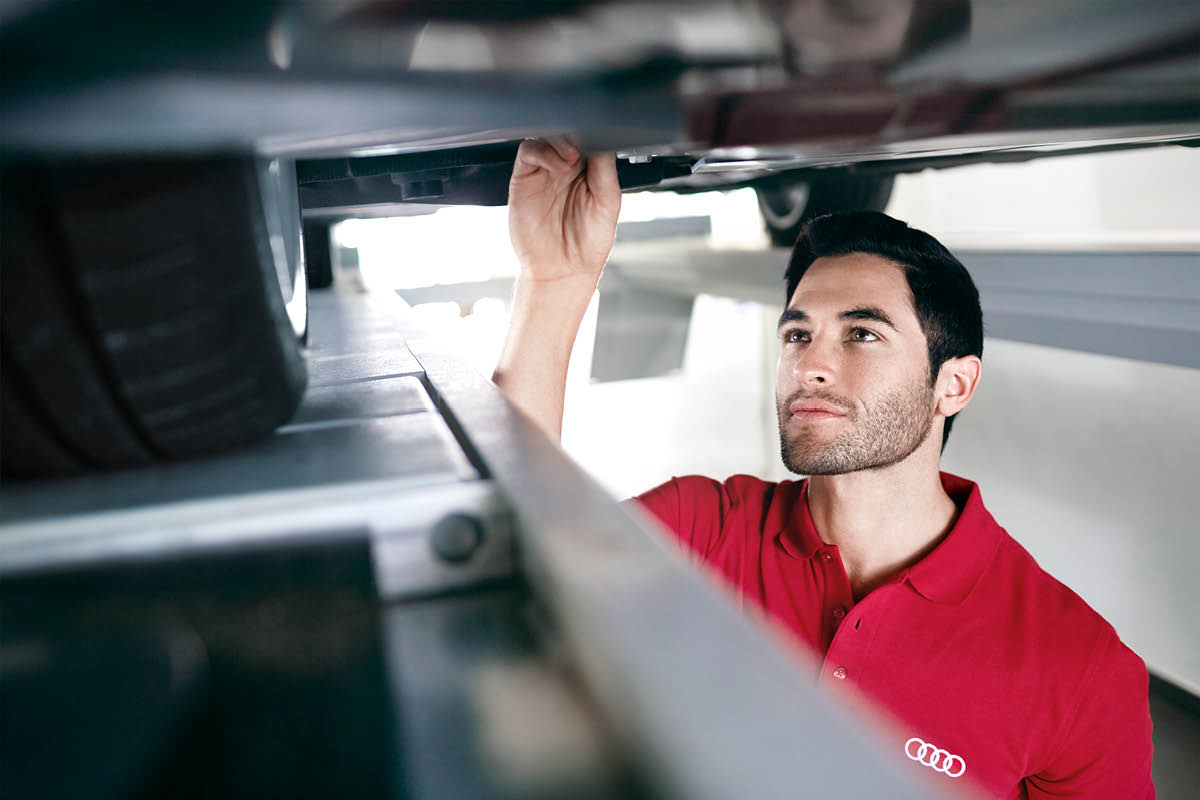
[{"x1": 508, "y1": 136, "x2": 621, "y2": 284}]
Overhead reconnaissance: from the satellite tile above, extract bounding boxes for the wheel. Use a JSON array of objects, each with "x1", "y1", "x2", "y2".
[
  {"x1": 259, "y1": 159, "x2": 309, "y2": 343},
  {"x1": 0, "y1": 155, "x2": 308, "y2": 478},
  {"x1": 302, "y1": 219, "x2": 335, "y2": 290},
  {"x1": 755, "y1": 171, "x2": 895, "y2": 248}
]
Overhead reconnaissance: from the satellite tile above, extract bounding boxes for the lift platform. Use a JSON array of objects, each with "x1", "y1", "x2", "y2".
[{"x1": 0, "y1": 287, "x2": 942, "y2": 800}]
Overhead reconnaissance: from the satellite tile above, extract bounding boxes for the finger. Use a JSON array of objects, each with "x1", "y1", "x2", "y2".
[
  {"x1": 512, "y1": 139, "x2": 565, "y2": 179},
  {"x1": 545, "y1": 135, "x2": 581, "y2": 165},
  {"x1": 585, "y1": 152, "x2": 620, "y2": 205}
]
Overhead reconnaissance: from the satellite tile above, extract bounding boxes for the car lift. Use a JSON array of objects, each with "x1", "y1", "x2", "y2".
[{"x1": 0, "y1": 286, "x2": 943, "y2": 799}]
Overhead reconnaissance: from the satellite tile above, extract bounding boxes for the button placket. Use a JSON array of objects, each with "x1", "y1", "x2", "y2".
[
  {"x1": 822, "y1": 588, "x2": 886, "y2": 685},
  {"x1": 819, "y1": 546, "x2": 855, "y2": 656}
]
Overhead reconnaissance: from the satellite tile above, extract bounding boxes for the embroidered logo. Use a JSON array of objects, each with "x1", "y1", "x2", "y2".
[{"x1": 905, "y1": 737, "x2": 966, "y2": 778}]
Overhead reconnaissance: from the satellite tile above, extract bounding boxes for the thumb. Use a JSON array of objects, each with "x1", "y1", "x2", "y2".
[{"x1": 585, "y1": 152, "x2": 620, "y2": 209}]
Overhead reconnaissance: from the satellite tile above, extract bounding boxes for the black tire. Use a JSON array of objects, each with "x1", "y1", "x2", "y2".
[
  {"x1": 303, "y1": 220, "x2": 334, "y2": 290},
  {"x1": 756, "y1": 171, "x2": 895, "y2": 248},
  {"x1": 0, "y1": 156, "x2": 307, "y2": 478}
]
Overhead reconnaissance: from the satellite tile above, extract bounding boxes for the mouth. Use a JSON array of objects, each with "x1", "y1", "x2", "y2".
[
  {"x1": 787, "y1": 400, "x2": 848, "y2": 420},
  {"x1": 788, "y1": 411, "x2": 846, "y2": 426}
]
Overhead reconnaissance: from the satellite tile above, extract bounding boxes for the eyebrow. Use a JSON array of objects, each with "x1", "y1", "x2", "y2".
[
  {"x1": 777, "y1": 308, "x2": 808, "y2": 329},
  {"x1": 841, "y1": 306, "x2": 898, "y2": 331},
  {"x1": 777, "y1": 306, "x2": 898, "y2": 331}
]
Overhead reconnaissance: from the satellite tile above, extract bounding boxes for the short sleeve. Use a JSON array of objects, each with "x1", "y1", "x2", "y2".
[
  {"x1": 631, "y1": 475, "x2": 728, "y2": 561},
  {"x1": 1025, "y1": 630, "x2": 1154, "y2": 799}
]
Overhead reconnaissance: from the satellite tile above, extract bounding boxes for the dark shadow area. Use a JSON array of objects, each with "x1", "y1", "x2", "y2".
[
  {"x1": 1149, "y1": 673, "x2": 1200, "y2": 799},
  {"x1": 0, "y1": 536, "x2": 396, "y2": 800}
]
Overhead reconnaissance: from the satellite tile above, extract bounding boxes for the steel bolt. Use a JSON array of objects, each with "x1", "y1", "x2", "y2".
[{"x1": 431, "y1": 513, "x2": 484, "y2": 564}]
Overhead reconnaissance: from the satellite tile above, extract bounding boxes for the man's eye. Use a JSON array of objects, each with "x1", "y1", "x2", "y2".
[
  {"x1": 784, "y1": 329, "x2": 809, "y2": 343},
  {"x1": 850, "y1": 328, "x2": 878, "y2": 342}
]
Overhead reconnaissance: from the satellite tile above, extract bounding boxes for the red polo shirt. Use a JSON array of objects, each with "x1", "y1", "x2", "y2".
[{"x1": 635, "y1": 472, "x2": 1153, "y2": 799}]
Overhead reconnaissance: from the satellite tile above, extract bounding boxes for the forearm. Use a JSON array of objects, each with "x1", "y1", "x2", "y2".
[{"x1": 492, "y1": 272, "x2": 598, "y2": 440}]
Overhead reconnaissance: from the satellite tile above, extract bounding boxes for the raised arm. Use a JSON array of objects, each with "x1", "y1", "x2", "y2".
[{"x1": 492, "y1": 138, "x2": 621, "y2": 440}]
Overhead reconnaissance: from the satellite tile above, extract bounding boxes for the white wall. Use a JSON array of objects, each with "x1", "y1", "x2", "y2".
[
  {"x1": 887, "y1": 146, "x2": 1200, "y2": 245},
  {"x1": 889, "y1": 146, "x2": 1200, "y2": 692},
  {"x1": 561, "y1": 294, "x2": 778, "y2": 500},
  {"x1": 940, "y1": 340, "x2": 1200, "y2": 694}
]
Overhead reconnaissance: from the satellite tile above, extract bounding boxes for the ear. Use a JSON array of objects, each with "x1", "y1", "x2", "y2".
[{"x1": 934, "y1": 355, "x2": 982, "y2": 418}]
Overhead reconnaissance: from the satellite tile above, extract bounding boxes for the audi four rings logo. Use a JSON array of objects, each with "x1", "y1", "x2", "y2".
[{"x1": 905, "y1": 737, "x2": 966, "y2": 778}]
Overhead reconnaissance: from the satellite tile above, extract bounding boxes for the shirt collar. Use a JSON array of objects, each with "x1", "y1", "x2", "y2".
[
  {"x1": 905, "y1": 472, "x2": 1004, "y2": 605},
  {"x1": 772, "y1": 479, "x2": 828, "y2": 560},
  {"x1": 773, "y1": 472, "x2": 1004, "y2": 606}
]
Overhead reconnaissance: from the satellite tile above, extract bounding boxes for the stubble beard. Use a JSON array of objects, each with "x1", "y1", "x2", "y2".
[{"x1": 777, "y1": 379, "x2": 936, "y2": 476}]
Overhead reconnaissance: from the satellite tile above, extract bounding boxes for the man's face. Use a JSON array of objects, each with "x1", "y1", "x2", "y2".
[{"x1": 776, "y1": 253, "x2": 936, "y2": 475}]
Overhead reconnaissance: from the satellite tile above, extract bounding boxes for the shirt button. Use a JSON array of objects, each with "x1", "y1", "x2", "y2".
[
  {"x1": 832, "y1": 606, "x2": 846, "y2": 620},
  {"x1": 832, "y1": 667, "x2": 847, "y2": 680},
  {"x1": 820, "y1": 552, "x2": 833, "y2": 562}
]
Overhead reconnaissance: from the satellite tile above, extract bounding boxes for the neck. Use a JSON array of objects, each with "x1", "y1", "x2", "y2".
[{"x1": 805, "y1": 443, "x2": 959, "y2": 602}]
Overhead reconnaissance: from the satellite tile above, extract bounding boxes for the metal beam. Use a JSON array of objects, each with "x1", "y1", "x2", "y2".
[
  {"x1": 0, "y1": 74, "x2": 683, "y2": 157},
  {"x1": 961, "y1": 249, "x2": 1200, "y2": 368},
  {"x1": 396, "y1": 277, "x2": 515, "y2": 311},
  {"x1": 608, "y1": 239, "x2": 1200, "y2": 369},
  {"x1": 592, "y1": 265, "x2": 695, "y2": 381}
]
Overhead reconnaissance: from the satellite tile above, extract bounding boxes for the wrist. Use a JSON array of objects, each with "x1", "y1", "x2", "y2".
[
  {"x1": 507, "y1": 270, "x2": 598, "y2": 346},
  {"x1": 512, "y1": 271, "x2": 602, "y2": 315},
  {"x1": 515, "y1": 269, "x2": 602, "y2": 290}
]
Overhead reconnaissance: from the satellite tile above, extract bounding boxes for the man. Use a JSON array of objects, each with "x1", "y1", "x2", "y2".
[{"x1": 494, "y1": 138, "x2": 1154, "y2": 798}]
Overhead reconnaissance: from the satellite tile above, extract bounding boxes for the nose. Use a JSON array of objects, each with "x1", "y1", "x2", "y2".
[
  {"x1": 803, "y1": 366, "x2": 829, "y2": 385},
  {"x1": 794, "y1": 335, "x2": 837, "y2": 387}
]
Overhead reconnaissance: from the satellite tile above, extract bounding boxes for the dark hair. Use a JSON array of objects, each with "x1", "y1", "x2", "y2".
[{"x1": 784, "y1": 211, "x2": 983, "y2": 451}]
